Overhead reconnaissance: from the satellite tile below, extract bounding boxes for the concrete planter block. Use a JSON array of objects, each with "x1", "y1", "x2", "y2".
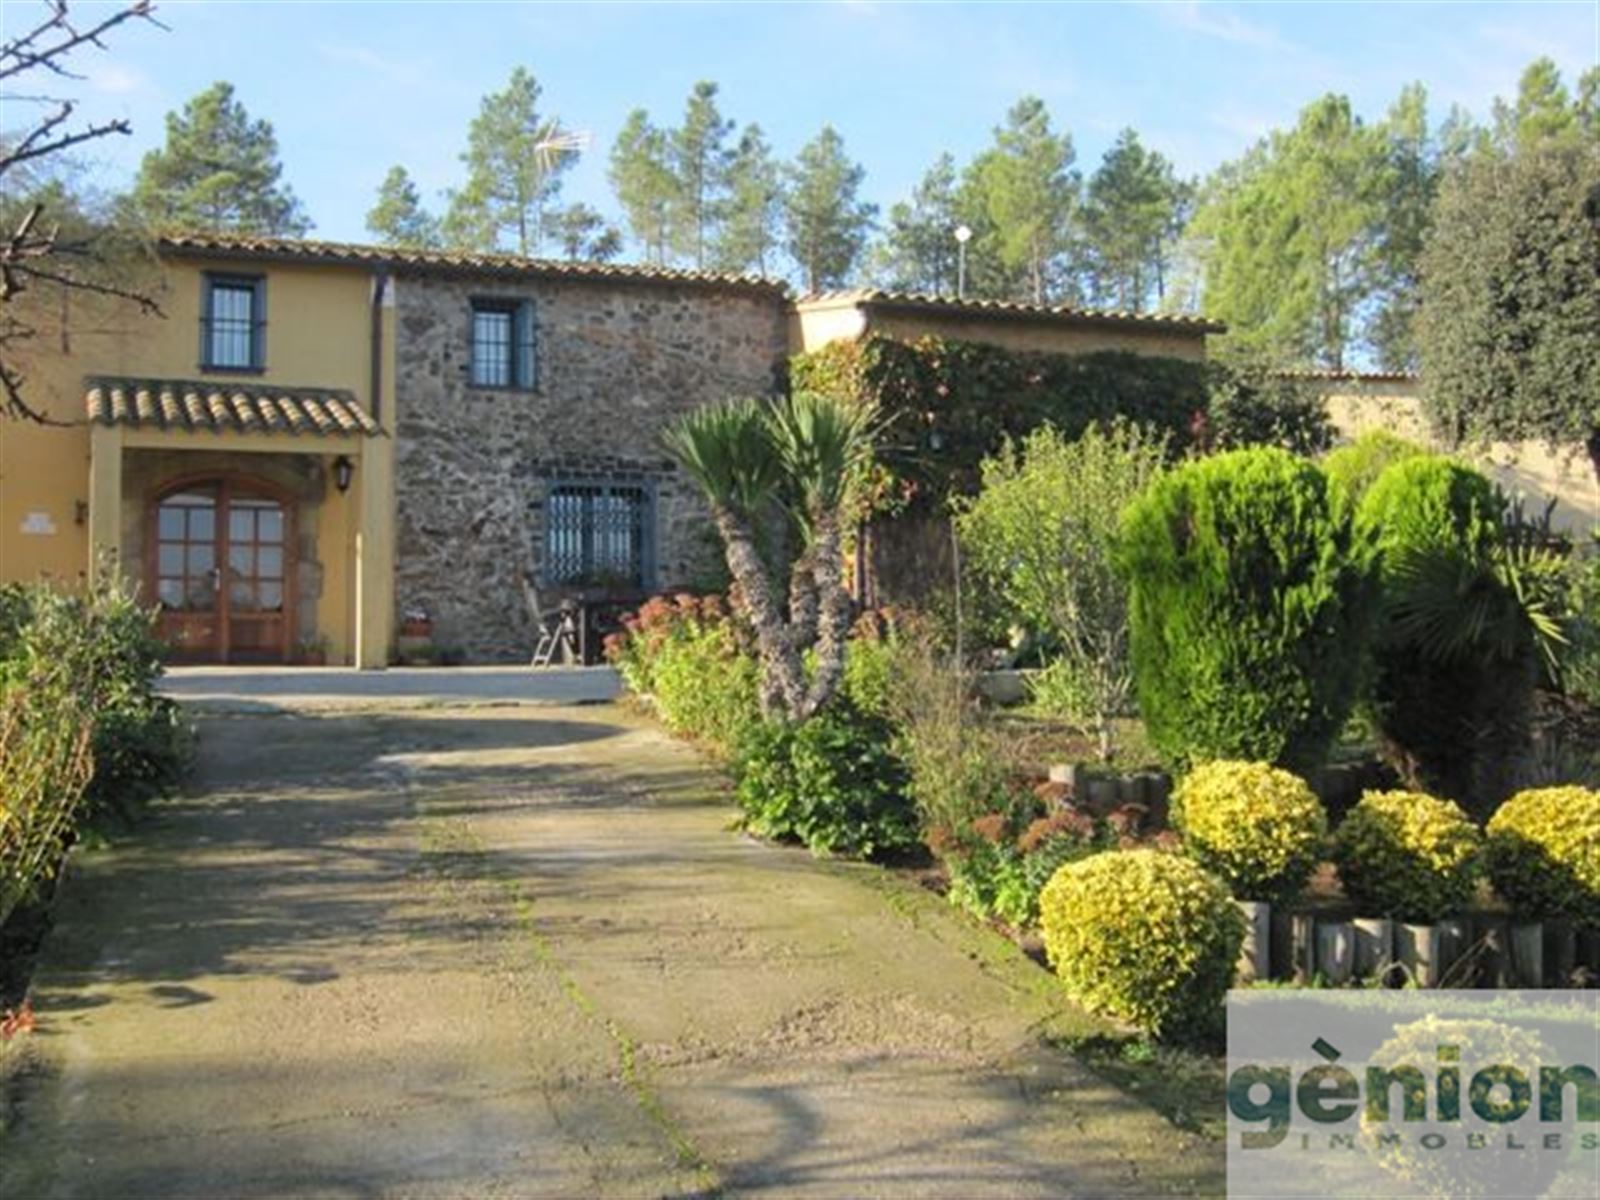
[
  {"x1": 976, "y1": 669, "x2": 1031, "y2": 706},
  {"x1": 1315, "y1": 920, "x2": 1355, "y2": 985},
  {"x1": 1084, "y1": 777, "x2": 1119, "y2": 812},
  {"x1": 1354, "y1": 917, "x2": 1395, "y2": 981},
  {"x1": 1543, "y1": 919, "x2": 1576, "y2": 986},
  {"x1": 1046, "y1": 762, "x2": 1080, "y2": 788},
  {"x1": 1477, "y1": 917, "x2": 1513, "y2": 988},
  {"x1": 1270, "y1": 911, "x2": 1315, "y2": 983},
  {"x1": 1438, "y1": 918, "x2": 1472, "y2": 987},
  {"x1": 1576, "y1": 927, "x2": 1600, "y2": 979},
  {"x1": 1397, "y1": 923, "x2": 1442, "y2": 987},
  {"x1": 1144, "y1": 773, "x2": 1173, "y2": 828},
  {"x1": 1510, "y1": 921, "x2": 1545, "y2": 988},
  {"x1": 1236, "y1": 900, "x2": 1270, "y2": 984}
]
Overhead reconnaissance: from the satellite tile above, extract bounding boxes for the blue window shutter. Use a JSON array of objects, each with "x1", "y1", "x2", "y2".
[
  {"x1": 515, "y1": 301, "x2": 537, "y2": 390},
  {"x1": 200, "y1": 276, "x2": 213, "y2": 365},
  {"x1": 251, "y1": 278, "x2": 268, "y2": 369}
]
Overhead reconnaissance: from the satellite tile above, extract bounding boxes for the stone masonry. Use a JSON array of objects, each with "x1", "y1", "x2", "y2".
[{"x1": 393, "y1": 272, "x2": 788, "y2": 662}]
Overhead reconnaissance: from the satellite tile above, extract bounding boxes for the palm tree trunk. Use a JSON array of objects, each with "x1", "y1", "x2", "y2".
[
  {"x1": 712, "y1": 506, "x2": 805, "y2": 719},
  {"x1": 799, "y1": 513, "x2": 853, "y2": 719}
]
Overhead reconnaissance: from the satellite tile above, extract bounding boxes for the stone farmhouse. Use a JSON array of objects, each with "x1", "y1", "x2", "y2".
[{"x1": 0, "y1": 234, "x2": 1219, "y2": 665}]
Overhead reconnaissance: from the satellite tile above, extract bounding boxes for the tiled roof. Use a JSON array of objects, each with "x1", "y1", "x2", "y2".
[
  {"x1": 1275, "y1": 367, "x2": 1419, "y2": 383},
  {"x1": 86, "y1": 378, "x2": 380, "y2": 438},
  {"x1": 795, "y1": 288, "x2": 1226, "y2": 334},
  {"x1": 156, "y1": 233, "x2": 790, "y2": 296}
]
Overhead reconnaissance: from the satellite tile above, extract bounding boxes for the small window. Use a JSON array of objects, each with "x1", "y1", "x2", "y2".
[
  {"x1": 544, "y1": 481, "x2": 652, "y2": 589},
  {"x1": 202, "y1": 274, "x2": 265, "y2": 370},
  {"x1": 471, "y1": 298, "x2": 536, "y2": 389}
]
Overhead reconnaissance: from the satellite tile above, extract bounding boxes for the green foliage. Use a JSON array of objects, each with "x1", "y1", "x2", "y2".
[
  {"x1": 1332, "y1": 789, "x2": 1483, "y2": 922},
  {"x1": 1322, "y1": 430, "x2": 1429, "y2": 508},
  {"x1": 1082, "y1": 128, "x2": 1192, "y2": 312},
  {"x1": 1417, "y1": 123, "x2": 1600, "y2": 479},
  {"x1": 1357, "y1": 457, "x2": 1542, "y2": 808},
  {"x1": 1560, "y1": 548, "x2": 1600, "y2": 705},
  {"x1": 1118, "y1": 447, "x2": 1373, "y2": 773},
  {"x1": 789, "y1": 333, "x2": 1209, "y2": 514},
  {"x1": 604, "y1": 593, "x2": 758, "y2": 758},
  {"x1": 0, "y1": 573, "x2": 193, "y2": 925},
  {"x1": 444, "y1": 67, "x2": 577, "y2": 255},
  {"x1": 546, "y1": 203, "x2": 622, "y2": 262},
  {"x1": 1039, "y1": 850, "x2": 1243, "y2": 1040},
  {"x1": 1172, "y1": 760, "x2": 1328, "y2": 903},
  {"x1": 784, "y1": 125, "x2": 877, "y2": 292},
  {"x1": 131, "y1": 81, "x2": 311, "y2": 235},
  {"x1": 1202, "y1": 365, "x2": 1333, "y2": 456},
  {"x1": 609, "y1": 109, "x2": 676, "y2": 264},
  {"x1": 716, "y1": 124, "x2": 785, "y2": 276},
  {"x1": 668, "y1": 81, "x2": 734, "y2": 268},
  {"x1": 871, "y1": 153, "x2": 959, "y2": 294},
  {"x1": 955, "y1": 420, "x2": 1169, "y2": 760},
  {"x1": 366, "y1": 166, "x2": 440, "y2": 248},
  {"x1": 1485, "y1": 786, "x2": 1600, "y2": 927},
  {"x1": 947, "y1": 805, "x2": 1108, "y2": 928},
  {"x1": 733, "y1": 703, "x2": 916, "y2": 859}
]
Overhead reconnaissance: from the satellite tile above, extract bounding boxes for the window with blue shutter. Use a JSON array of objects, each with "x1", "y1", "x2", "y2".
[
  {"x1": 201, "y1": 274, "x2": 266, "y2": 371},
  {"x1": 470, "y1": 298, "x2": 537, "y2": 389},
  {"x1": 544, "y1": 481, "x2": 653, "y2": 589}
]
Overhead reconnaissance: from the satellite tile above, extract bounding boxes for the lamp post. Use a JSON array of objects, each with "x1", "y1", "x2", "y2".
[{"x1": 954, "y1": 225, "x2": 972, "y2": 300}]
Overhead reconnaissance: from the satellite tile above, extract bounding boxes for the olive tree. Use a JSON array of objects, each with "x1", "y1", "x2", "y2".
[{"x1": 954, "y1": 419, "x2": 1168, "y2": 760}]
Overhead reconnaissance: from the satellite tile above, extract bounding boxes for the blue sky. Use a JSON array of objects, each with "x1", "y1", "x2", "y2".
[{"x1": 15, "y1": 0, "x2": 1600, "y2": 253}]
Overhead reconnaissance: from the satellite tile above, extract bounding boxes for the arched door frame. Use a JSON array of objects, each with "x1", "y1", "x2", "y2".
[{"x1": 145, "y1": 472, "x2": 299, "y2": 663}]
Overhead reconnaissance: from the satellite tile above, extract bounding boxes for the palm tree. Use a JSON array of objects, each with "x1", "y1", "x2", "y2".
[{"x1": 663, "y1": 391, "x2": 877, "y2": 721}]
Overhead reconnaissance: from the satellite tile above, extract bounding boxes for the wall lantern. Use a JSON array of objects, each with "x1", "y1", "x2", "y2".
[{"x1": 333, "y1": 455, "x2": 354, "y2": 494}]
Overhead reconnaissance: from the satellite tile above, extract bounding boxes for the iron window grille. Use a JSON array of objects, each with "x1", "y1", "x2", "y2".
[
  {"x1": 544, "y1": 481, "x2": 654, "y2": 589},
  {"x1": 201, "y1": 274, "x2": 266, "y2": 371},
  {"x1": 470, "y1": 298, "x2": 537, "y2": 389}
]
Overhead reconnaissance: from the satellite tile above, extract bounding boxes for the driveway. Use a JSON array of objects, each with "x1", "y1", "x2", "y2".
[
  {"x1": 160, "y1": 664, "x2": 621, "y2": 710},
  {"x1": 1, "y1": 694, "x2": 1219, "y2": 1198}
]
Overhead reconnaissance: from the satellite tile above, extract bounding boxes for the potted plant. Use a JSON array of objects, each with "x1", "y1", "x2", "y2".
[{"x1": 294, "y1": 632, "x2": 329, "y2": 666}]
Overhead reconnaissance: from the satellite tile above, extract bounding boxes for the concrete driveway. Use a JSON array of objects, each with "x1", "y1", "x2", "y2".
[{"x1": 1, "y1": 695, "x2": 1219, "y2": 1198}]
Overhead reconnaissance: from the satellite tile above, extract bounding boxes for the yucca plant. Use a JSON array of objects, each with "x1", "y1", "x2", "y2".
[{"x1": 663, "y1": 391, "x2": 879, "y2": 721}]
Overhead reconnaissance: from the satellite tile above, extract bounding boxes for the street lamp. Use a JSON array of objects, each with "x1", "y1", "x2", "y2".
[{"x1": 954, "y1": 224, "x2": 972, "y2": 300}]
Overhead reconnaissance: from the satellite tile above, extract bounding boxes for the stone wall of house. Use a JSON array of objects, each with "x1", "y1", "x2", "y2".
[{"x1": 392, "y1": 273, "x2": 788, "y2": 662}]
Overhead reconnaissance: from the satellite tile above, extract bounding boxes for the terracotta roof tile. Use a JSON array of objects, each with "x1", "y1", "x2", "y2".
[
  {"x1": 85, "y1": 378, "x2": 380, "y2": 438},
  {"x1": 156, "y1": 232, "x2": 789, "y2": 296},
  {"x1": 795, "y1": 287, "x2": 1226, "y2": 335}
]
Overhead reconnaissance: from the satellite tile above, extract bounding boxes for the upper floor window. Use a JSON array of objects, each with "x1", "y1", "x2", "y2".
[
  {"x1": 544, "y1": 481, "x2": 652, "y2": 590},
  {"x1": 202, "y1": 274, "x2": 266, "y2": 371},
  {"x1": 470, "y1": 298, "x2": 536, "y2": 389}
]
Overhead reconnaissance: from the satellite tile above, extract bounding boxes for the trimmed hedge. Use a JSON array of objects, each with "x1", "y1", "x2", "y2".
[
  {"x1": 1118, "y1": 447, "x2": 1373, "y2": 773},
  {"x1": 1323, "y1": 430, "x2": 1429, "y2": 509},
  {"x1": 1039, "y1": 849, "x2": 1242, "y2": 1040},
  {"x1": 1332, "y1": 789, "x2": 1482, "y2": 923},
  {"x1": 1486, "y1": 786, "x2": 1600, "y2": 928},
  {"x1": 1173, "y1": 760, "x2": 1327, "y2": 903}
]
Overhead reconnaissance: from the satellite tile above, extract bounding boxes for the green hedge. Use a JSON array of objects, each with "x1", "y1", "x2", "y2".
[
  {"x1": 1118, "y1": 447, "x2": 1374, "y2": 773},
  {"x1": 789, "y1": 334, "x2": 1209, "y2": 512}
]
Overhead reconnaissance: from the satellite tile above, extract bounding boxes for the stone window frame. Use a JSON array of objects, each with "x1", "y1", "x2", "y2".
[
  {"x1": 467, "y1": 295, "x2": 538, "y2": 391},
  {"x1": 540, "y1": 476, "x2": 657, "y2": 592},
  {"x1": 200, "y1": 272, "x2": 267, "y2": 374}
]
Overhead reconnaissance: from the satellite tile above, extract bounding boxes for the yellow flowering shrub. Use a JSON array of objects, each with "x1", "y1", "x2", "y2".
[
  {"x1": 1038, "y1": 849, "x2": 1243, "y2": 1039},
  {"x1": 1486, "y1": 786, "x2": 1600, "y2": 927},
  {"x1": 1332, "y1": 790, "x2": 1482, "y2": 922},
  {"x1": 1172, "y1": 760, "x2": 1327, "y2": 902}
]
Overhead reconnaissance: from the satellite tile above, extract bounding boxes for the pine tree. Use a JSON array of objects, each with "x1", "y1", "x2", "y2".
[
  {"x1": 1081, "y1": 129, "x2": 1190, "y2": 311},
  {"x1": 445, "y1": 67, "x2": 577, "y2": 255},
  {"x1": 547, "y1": 203, "x2": 623, "y2": 262},
  {"x1": 962, "y1": 97, "x2": 1078, "y2": 303},
  {"x1": 609, "y1": 109, "x2": 676, "y2": 264},
  {"x1": 131, "y1": 82, "x2": 311, "y2": 236},
  {"x1": 1367, "y1": 84, "x2": 1435, "y2": 371},
  {"x1": 669, "y1": 81, "x2": 734, "y2": 268},
  {"x1": 714, "y1": 124, "x2": 784, "y2": 276},
  {"x1": 873, "y1": 153, "x2": 959, "y2": 294},
  {"x1": 366, "y1": 166, "x2": 440, "y2": 248},
  {"x1": 784, "y1": 125, "x2": 876, "y2": 293}
]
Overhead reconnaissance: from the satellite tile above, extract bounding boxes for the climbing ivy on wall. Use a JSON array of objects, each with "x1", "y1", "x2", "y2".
[{"x1": 789, "y1": 334, "x2": 1211, "y2": 514}]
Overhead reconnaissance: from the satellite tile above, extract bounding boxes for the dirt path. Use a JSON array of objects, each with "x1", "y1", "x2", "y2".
[{"x1": 1, "y1": 702, "x2": 1221, "y2": 1198}]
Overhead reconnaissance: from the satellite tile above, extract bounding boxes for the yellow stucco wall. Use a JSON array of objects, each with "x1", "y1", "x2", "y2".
[
  {"x1": 1322, "y1": 381, "x2": 1599, "y2": 534},
  {"x1": 0, "y1": 255, "x2": 387, "y2": 663},
  {"x1": 789, "y1": 299, "x2": 1212, "y2": 360}
]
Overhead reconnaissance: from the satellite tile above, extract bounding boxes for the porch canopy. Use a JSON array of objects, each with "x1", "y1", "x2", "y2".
[{"x1": 85, "y1": 377, "x2": 380, "y2": 438}]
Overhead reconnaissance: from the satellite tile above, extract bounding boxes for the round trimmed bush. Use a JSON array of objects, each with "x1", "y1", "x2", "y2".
[
  {"x1": 1485, "y1": 786, "x2": 1600, "y2": 927},
  {"x1": 1038, "y1": 849, "x2": 1243, "y2": 1039},
  {"x1": 1118, "y1": 446, "x2": 1373, "y2": 774},
  {"x1": 1332, "y1": 790, "x2": 1483, "y2": 922},
  {"x1": 1173, "y1": 760, "x2": 1327, "y2": 903},
  {"x1": 1322, "y1": 431, "x2": 1428, "y2": 509}
]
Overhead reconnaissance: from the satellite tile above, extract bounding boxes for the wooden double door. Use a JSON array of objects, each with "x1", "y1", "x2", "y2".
[{"x1": 150, "y1": 478, "x2": 295, "y2": 663}]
